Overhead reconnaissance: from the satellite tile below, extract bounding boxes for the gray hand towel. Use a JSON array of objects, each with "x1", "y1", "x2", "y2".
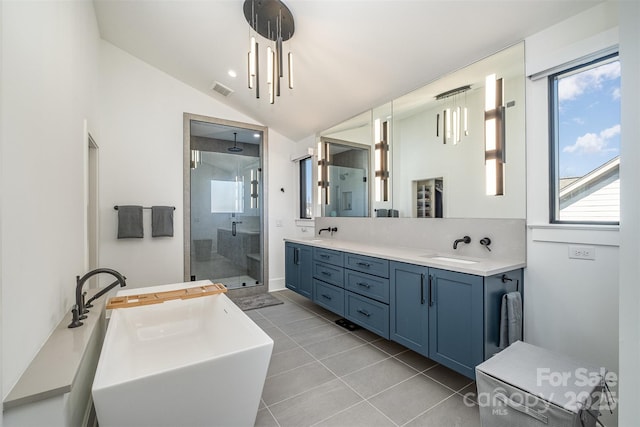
[
  {"x1": 499, "y1": 291, "x2": 522, "y2": 349},
  {"x1": 117, "y1": 205, "x2": 143, "y2": 239},
  {"x1": 152, "y1": 206, "x2": 174, "y2": 237}
]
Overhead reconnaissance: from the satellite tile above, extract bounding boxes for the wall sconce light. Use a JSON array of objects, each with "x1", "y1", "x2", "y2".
[
  {"x1": 435, "y1": 85, "x2": 471, "y2": 144},
  {"x1": 374, "y1": 119, "x2": 390, "y2": 202},
  {"x1": 317, "y1": 140, "x2": 330, "y2": 205},
  {"x1": 244, "y1": 0, "x2": 295, "y2": 104},
  {"x1": 190, "y1": 149, "x2": 201, "y2": 169},
  {"x1": 484, "y1": 73, "x2": 505, "y2": 196}
]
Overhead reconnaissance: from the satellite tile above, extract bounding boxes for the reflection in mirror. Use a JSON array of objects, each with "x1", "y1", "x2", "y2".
[
  {"x1": 372, "y1": 103, "x2": 393, "y2": 216},
  {"x1": 318, "y1": 43, "x2": 525, "y2": 219},
  {"x1": 414, "y1": 177, "x2": 443, "y2": 218},
  {"x1": 320, "y1": 138, "x2": 370, "y2": 217},
  {"x1": 391, "y1": 42, "x2": 525, "y2": 218}
]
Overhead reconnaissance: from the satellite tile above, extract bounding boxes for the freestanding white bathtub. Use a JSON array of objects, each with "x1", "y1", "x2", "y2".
[{"x1": 92, "y1": 280, "x2": 273, "y2": 427}]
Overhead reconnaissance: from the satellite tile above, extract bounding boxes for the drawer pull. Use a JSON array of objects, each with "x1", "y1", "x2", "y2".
[
  {"x1": 321, "y1": 271, "x2": 332, "y2": 277},
  {"x1": 321, "y1": 294, "x2": 332, "y2": 300},
  {"x1": 357, "y1": 262, "x2": 371, "y2": 268},
  {"x1": 356, "y1": 309, "x2": 371, "y2": 317},
  {"x1": 357, "y1": 282, "x2": 371, "y2": 289},
  {"x1": 320, "y1": 254, "x2": 330, "y2": 259}
]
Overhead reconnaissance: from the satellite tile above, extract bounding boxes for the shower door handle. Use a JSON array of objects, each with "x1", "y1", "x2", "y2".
[{"x1": 231, "y1": 221, "x2": 242, "y2": 237}]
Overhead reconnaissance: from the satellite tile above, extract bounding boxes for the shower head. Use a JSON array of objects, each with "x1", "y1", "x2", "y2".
[{"x1": 228, "y1": 132, "x2": 243, "y2": 153}]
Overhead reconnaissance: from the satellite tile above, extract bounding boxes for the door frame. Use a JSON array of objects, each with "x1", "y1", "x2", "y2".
[{"x1": 182, "y1": 113, "x2": 269, "y2": 289}]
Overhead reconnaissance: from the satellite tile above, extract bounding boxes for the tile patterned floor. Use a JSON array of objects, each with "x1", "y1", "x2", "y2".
[{"x1": 248, "y1": 289, "x2": 481, "y2": 427}]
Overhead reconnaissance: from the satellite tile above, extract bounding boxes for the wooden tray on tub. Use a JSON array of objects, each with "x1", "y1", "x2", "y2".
[{"x1": 106, "y1": 283, "x2": 227, "y2": 309}]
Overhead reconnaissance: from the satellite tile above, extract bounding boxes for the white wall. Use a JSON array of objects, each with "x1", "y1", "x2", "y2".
[
  {"x1": 97, "y1": 40, "x2": 298, "y2": 290},
  {"x1": 524, "y1": 3, "x2": 619, "y2": 425},
  {"x1": 0, "y1": 0, "x2": 100, "y2": 399},
  {"x1": 618, "y1": 1, "x2": 640, "y2": 424}
]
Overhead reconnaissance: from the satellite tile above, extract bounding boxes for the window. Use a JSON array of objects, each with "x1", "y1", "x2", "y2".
[
  {"x1": 299, "y1": 157, "x2": 313, "y2": 219},
  {"x1": 549, "y1": 53, "x2": 620, "y2": 224},
  {"x1": 211, "y1": 179, "x2": 244, "y2": 213}
]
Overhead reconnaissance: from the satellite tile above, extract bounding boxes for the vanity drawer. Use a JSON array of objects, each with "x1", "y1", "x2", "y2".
[
  {"x1": 345, "y1": 291, "x2": 389, "y2": 339},
  {"x1": 313, "y1": 261, "x2": 344, "y2": 288},
  {"x1": 314, "y1": 247, "x2": 344, "y2": 267},
  {"x1": 345, "y1": 270, "x2": 389, "y2": 304},
  {"x1": 345, "y1": 253, "x2": 389, "y2": 278},
  {"x1": 313, "y1": 279, "x2": 344, "y2": 316}
]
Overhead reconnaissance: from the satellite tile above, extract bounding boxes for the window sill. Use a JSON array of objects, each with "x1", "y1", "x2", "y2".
[{"x1": 527, "y1": 223, "x2": 619, "y2": 246}]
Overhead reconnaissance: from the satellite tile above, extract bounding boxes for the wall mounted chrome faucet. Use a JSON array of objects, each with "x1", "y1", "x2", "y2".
[{"x1": 453, "y1": 235, "x2": 471, "y2": 249}]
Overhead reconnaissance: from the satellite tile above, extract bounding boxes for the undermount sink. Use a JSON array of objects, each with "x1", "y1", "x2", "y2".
[
  {"x1": 92, "y1": 280, "x2": 273, "y2": 427},
  {"x1": 422, "y1": 255, "x2": 479, "y2": 265}
]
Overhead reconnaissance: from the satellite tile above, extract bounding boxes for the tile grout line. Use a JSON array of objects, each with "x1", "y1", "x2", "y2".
[
  {"x1": 262, "y1": 293, "x2": 401, "y2": 425},
  {"x1": 398, "y1": 393, "x2": 460, "y2": 427},
  {"x1": 263, "y1": 291, "x2": 472, "y2": 426}
]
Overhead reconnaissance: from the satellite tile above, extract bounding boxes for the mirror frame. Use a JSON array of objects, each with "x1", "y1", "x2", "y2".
[{"x1": 319, "y1": 136, "x2": 372, "y2": 218}]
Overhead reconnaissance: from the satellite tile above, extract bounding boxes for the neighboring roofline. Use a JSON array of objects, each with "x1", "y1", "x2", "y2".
[{"x1": 559, "y1": 156, "x2": 620, "y2": 198}]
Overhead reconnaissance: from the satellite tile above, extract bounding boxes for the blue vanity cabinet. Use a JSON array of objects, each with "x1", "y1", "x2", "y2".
[
  {"x1": 313, "y1": 278, "x2": 345, "y2": 314},
  {"x1": 311, "y1": 247, "x2": 345, "y2": 316},
  {"x1": 390, "y1": 261, "x2": 430, "y2": 357},
  {"x1": 285, "y1": 242, "x2": 313, "y2": 298},
  {"x1": 428, "y1": 268, "x2": 484, "y2": 378},
  {"x1": 484, "y1": 269, "x2": 524, "y2": 359},
  {"x1": 344, "y1": 254, "x2": 390, "y2": 338},
  {"x1": 345, "y1": 291, "x2": 389, "y2": 338}
]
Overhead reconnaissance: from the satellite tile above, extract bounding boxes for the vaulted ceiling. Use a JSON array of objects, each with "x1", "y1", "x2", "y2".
[{"x1": 94, "y1": 0, "x2": 602, "y2": 141}]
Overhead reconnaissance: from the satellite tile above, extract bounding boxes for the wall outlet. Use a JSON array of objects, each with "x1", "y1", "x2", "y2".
[
  {"x1": 568, "y1": 245, "x2": 595, "y2": 260},
  {"x1": 275, "y1": 219, "x2": 283, "y2": 228}
]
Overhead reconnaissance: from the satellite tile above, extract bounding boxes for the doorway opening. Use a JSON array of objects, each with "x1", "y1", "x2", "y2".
[{"x1": 184, "y1": 114, "x2": 268, "y2": 290}]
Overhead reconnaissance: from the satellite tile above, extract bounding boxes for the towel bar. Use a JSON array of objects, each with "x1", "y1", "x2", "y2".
[{"x1": 114, "y1": 205, "x2": 175, "y2": 210}]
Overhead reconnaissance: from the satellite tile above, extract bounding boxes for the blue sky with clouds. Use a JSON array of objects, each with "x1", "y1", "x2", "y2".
[{"x1": 557, "y1": 60, "x2": 620, "y2": 178}]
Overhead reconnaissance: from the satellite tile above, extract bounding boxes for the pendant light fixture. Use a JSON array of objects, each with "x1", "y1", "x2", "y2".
[
  {"x1": 243, "y1": 0, "x2": 295, "y2": 104},
  {"x1": 435, "y1": 85, "x2": 471, "y2": 144}
]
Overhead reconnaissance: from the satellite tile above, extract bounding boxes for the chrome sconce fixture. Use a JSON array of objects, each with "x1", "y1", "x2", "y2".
[
  {"x1": 317, "y1": 139, "x2": 330, "y2": 205},
  {"x1": 484, "y1": 73, "x2": 505, "y2": 196},
  {"x1": 190, "y1": 149, "x2": 201, "y2": 169},
  {"x1": 435, "y1": 85, "x2": 471, "y2": 145},
  {"x1": 374, "y1": 119, "x2": 390, "y2": 202},
  {"x1": 243, "y1": 0, "x2": 295, "y2": 104}
]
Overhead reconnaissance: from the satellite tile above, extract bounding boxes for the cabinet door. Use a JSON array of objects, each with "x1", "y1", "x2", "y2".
[
  {"x1": 285, "y1": 243, "x2": 313, "y2": 298},
  {"x1": 428, "y1": 268, "x2": 483, "y2": 378},
  {"x1": 297, "y1": 245, "x2": 313, "y2": 298},
  {"x1": 285, "y1": 243, "x2": 298, "y2": 292},
  {"x1": 390, "y1": 261, "x2": 429, "y2": 357}
]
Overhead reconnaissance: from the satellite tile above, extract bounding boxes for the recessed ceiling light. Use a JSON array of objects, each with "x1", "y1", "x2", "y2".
[{"x1": 228, "y1": 70, "x2": 237, "y2": 78}]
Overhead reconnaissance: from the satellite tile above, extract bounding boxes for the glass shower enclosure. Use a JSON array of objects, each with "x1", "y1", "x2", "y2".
[{"x1": 186, "y1": 118, "x2": 265, "y2": 290}]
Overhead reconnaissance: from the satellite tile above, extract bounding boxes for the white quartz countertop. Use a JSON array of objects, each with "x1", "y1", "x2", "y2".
[
  {"x1": 3, "y1": 288, "x2": 106, "y2": 410},
  {"x1": 284, "y1": 237, "x2": 525, "y2": 276}
]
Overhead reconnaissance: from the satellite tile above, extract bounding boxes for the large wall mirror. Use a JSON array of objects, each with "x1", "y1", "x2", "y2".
[
  {"x1": 319, "y1": 111, "x2": 372, "y2": 217},
  {"x1": 319, "y1": 42, "x2": 526, "y2": 219}
]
